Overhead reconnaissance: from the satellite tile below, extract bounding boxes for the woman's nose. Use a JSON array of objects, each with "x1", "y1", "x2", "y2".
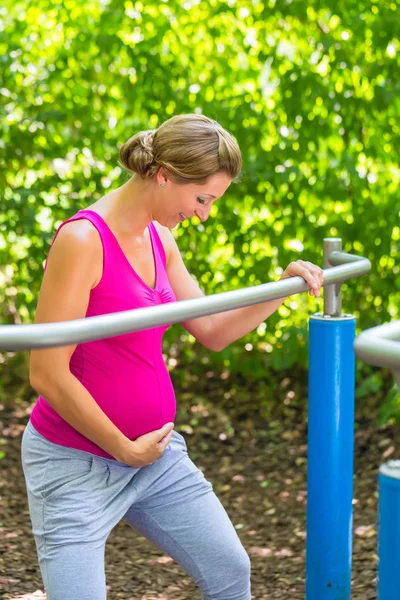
[{"x1": 195, "y1": 209, "x2": 209, "y2": 222}]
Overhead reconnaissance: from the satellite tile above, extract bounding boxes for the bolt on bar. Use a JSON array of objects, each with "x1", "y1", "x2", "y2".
[{"x1": 0, "y1": 250, "x2": 371, "y2": 351}]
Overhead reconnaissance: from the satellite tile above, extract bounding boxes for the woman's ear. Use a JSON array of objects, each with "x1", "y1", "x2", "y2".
[{"x1": 156, "y1": 167, "x2": 167, "y2": 186}]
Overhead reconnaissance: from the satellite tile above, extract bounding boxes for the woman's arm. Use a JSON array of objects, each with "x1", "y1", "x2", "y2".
[
  {"x1": 196, "y1": 260, "x2": 323, "y2": 351},
  {"x1": 161, "y1": 226, "x2": 323, "y2": 352},
  {"x1": 31, "y1": 370, "x2": 133, "y2": 462},
  {"x1": 30, "y1": 221, "x2": 133, "y2": 462}
]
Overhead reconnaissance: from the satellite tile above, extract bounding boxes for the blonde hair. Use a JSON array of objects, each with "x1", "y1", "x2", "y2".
[{"x1": 119, "y1": 114, "x2": 242, "y2": 184}]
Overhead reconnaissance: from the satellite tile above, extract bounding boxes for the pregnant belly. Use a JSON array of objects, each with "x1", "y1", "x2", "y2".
[
  {"x1": 89, "y1": 369, "x2": 177, "y2": 441},
  {"x1": 112, "y1": 393, "x2": 177, "y2": 441}
]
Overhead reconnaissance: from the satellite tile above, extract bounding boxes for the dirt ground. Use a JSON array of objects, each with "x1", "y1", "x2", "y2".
[{"x1": 0, "y1": 392, "x2": 397, "y2": 600}]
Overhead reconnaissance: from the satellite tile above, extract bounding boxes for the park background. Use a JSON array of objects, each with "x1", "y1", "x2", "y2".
[{"x1": 0, "y1": 0, "x2": 399, "y2": 598}]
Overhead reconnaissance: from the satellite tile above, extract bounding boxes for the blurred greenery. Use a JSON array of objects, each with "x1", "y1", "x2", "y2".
[{"x1": 0, "y1": 0, "x2": 399, "y2": 418}]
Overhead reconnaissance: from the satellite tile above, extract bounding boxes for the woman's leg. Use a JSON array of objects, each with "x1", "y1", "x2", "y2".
[
  {"x1": 33, "y1": 534, "x2": 108, "y2": 600},
  {"x1": 21, "y1": 421, "x2": 131, "y2": 600},
  {"x1": 122, "y1": 432, "x2": 251, "y2": 600}
]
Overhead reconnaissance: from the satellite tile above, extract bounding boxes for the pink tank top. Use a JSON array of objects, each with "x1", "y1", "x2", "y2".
[{"x1": 30, "y1": 209, "x2": 177, "y2": 460}]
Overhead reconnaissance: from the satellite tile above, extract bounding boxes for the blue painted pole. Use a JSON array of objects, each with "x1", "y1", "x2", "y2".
[
  {"x1": 306, "y1": 314, "x2": 356, "y2": 600},
  {"x1": 378, "y1": 461, "x2": 400, "y2": 600}
]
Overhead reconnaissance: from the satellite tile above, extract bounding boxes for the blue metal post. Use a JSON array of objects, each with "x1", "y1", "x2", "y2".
[
  {"x1": 306, "y1": 314, "x2": 356, "y2": 599},
  {"x1": 378, "y1": 461, "x2": 400, "y2": 600}
]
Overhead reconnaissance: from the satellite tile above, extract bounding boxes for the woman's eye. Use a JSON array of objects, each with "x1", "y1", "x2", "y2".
[{"x1": 197, "y1": 197, "x2": 206, "y2": 205}]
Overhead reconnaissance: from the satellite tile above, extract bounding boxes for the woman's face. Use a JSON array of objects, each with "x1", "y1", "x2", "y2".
[{"x1": 157, "y1": 171, "x2": 232, "y2": 228}]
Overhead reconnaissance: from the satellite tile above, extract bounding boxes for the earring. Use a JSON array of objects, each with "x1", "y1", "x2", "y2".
[{"x1": 160, "y1": 183, "x2": 165, "y2": 188}]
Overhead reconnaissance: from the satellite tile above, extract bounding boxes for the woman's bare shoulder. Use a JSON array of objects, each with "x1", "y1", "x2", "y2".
[
  {"x1": 50, "y1": 218, "x2": 103, "y2": 286},
  {"x1": 56, "y1": 218, "x2": 101, "y2": 243}
]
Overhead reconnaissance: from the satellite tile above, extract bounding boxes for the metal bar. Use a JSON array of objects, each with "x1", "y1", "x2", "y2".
[
  {"x1": 354, "y1": 321, "x2": 400, "y2": 371},
  {"x1": 306, "y1": 315, "x2": 356, "y2": 600},
  {"x1": 323, "y1": 238, "x2": 343, "y2": 317},
  {"x1": 0, "y1": 252, "x2": 371, "y2": 351}
]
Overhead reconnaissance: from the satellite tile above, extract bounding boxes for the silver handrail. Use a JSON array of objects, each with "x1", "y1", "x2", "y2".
[
  {"x1": 0, "y1": 249, "x2": 371, "y2": 351},
  {"x1": 354, "y1": 321, "x2": 400, "y2": 387}
]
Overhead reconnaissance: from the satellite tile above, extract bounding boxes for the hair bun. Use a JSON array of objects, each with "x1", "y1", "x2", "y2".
[
  {"x1": 139, "y1": 130, "x2": 155, "y2": 156},
  {"x1": 119, "y1": 129, "x2": 156, "y2": 176}
]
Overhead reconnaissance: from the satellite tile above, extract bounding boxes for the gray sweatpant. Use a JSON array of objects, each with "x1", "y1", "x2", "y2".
[{"x1": 21, "y1": 419, "x2": 251, "y2": 600}]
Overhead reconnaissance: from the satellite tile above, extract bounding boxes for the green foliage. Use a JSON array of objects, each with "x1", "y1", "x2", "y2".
[
  {"x1": 1, "y1": 0, "x2": 399, "y2": 397},
  {"x1": 378, "y1": 382, "x2": 400, "y2": 424}
]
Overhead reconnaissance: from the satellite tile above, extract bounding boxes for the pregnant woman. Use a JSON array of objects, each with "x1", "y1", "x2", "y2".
[{"x1": 21, "y1": 113, "x2": 323, "y2": 599}]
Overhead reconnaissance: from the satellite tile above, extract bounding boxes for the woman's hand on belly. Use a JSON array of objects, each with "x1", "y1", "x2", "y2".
[{"x1": 117, "y1": 422, "x2": 175, "y2": 467}]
